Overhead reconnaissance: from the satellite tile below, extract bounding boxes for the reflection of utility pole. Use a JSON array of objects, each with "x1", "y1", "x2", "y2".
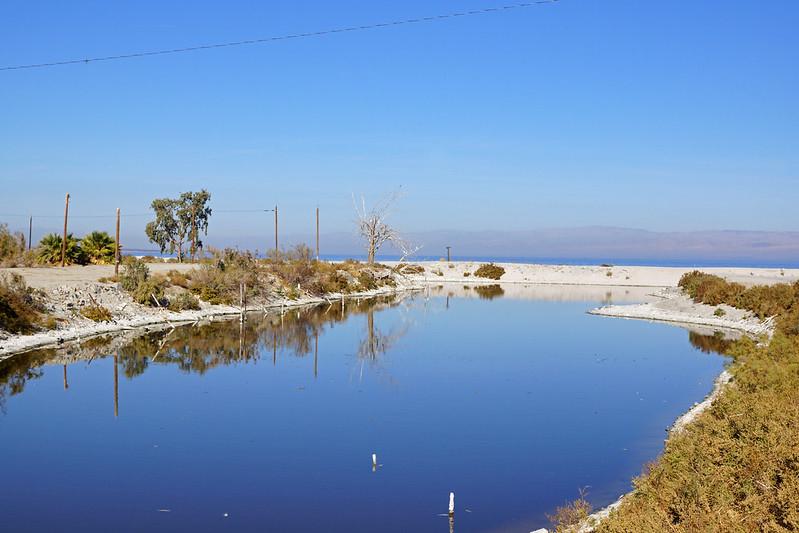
[
  {"x1": 114, "y1": 353, "x2": 119, "y2": 417},
  {"x1": 273, "y1": 330, "x2": 277, "y2": 366},
  {"x1": 314, "y1": 331, "x2": 318, "y2": 379},
  {"x1": 63, "y1": 364, "x2": 68, "y2": 390}
]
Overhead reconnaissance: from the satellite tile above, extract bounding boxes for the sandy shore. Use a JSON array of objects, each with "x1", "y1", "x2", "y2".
[{"x1": 392, "y1": 261, "x2": 798, "y2": 287}]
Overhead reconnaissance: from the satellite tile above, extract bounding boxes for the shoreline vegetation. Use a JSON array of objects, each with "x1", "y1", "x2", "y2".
[{"x1": 555, "y1": 271, "x2": 799, "y2": 532}]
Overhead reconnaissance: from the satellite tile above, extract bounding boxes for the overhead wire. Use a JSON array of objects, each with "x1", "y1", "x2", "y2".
[{"x1": 0, "y1": 1, "x2": 559, "y2": 71}]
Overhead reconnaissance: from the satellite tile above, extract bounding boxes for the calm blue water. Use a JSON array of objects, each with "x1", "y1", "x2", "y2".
[{"x1": 0, "y1": 287, "x2": 729, "y2": 532}]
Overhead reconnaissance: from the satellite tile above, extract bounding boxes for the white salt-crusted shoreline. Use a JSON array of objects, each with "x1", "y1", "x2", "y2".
[{"x1": 588, "y1": 287, "x2": 773, "y2": 337}]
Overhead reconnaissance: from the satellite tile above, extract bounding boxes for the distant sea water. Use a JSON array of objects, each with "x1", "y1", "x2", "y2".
[
  {"x1": 122, "y1": 250, "x2": 798, "y2": 269},
  {"x1": 319, "y1": 254, "x2": 799, "y2": 269}
]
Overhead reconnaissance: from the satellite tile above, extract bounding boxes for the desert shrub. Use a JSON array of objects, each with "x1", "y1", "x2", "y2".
[
  {"x1": 119, "y1": 258, "x2": 166, "y2": 306},
  {"x1": 285, "y1": 286, "x2": 300, "y2": 300},
  {"x1": 166, "y1": 269, "x2": 190, "y2": 288},
  {"x1": 140, "y1": 255, "x2": 158, "y2": 262},
  {"x1": 167, "y1": 291, "x2": 200, "y2": 312},
  {"x1": 356, "y1": 271, "x2": 377, "y2": 290},
  {"x1": 396, "y1": 264, "x2": 424, "y2": 275},
  {"x1": 0, "y1": 273, "x2": 48, "y2": 333},
  {"x1": 474, "y1": 263, "x2": 505, "y2": 280},
  {"x1": 463, "y1": 272, "x2": 471, "y2": 277},
  {"x1": 679, "y1": 271, "x2": 798, "y2": 319},
  {"x1": 81, "y1": 231, "x2": 116, "y2": 264},
  {"x1": 132, "y1": 277, "x2": 167, "y2": 306},
  {"x1": 606, "y1": 270, "x2": 613, "y2": 277},
  {"x1": 36, "y1": 233, "x2": 86, "y2": 265},
  {"x1": 777, "y1": 307, "x2": 799, "y2": 337},
  {"x1": 713, "y1": 307, "x2": 726, "y2": 317},
  {"x1": 80, "y1": 305, "x2": 112, "y2": 322},
  {"x1": 736, "y1": 283, "x2": 797, "y2": 319},
  {"x1": 119, "y1": 258, "x2": 150, "y2": 292},
  {"x1": 0, "y1": 223, "x2": 33, "y2": 267},
  {"x1": 189, "y1": 248, "x2": 267, "y2": 305},
  {"x1": 548, "y1": 488, "x2": 592, "y2": 532}
]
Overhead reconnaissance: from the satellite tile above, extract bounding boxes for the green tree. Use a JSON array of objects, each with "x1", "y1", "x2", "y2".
[
  {"x1": 145, "y1": 190, "x2": 212, "y2": 262},
  {"x1": 81, "y1": 231, "x2": 116, "y2": 264},
  {"x1": 36, "y1": 233, "x2": 85, "y2": 265}
]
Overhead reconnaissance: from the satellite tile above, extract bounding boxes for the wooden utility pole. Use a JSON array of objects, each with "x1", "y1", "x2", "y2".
[
  {"x1": 446, "y1": 246, "x2": 451, "y2": 262},
  {"x1": 28, "y1": 216, "x2": 32, "y2": 250},
  {"x1": 316, "y1": 206, "x2": 320, "y2": 260},
  {"x1": 115, "y1": 208, "x2": 121, "y2": 276},
  {"x1": 274, "y1": 204, "x2": 279, "y2": 255},
  {"x1": 61, "y1": 193, "x2": 70, "y2": 267},
  {"x1": 190, "y1": 205, "x2": 197, "y2": 261}
]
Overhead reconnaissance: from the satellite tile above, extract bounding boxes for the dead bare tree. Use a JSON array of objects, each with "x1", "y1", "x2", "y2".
[
  {"x1": 353, "y1": 191, "x2": 402, "y2": 264},
  {"x1": 392, "y1": 235, "x2": 423, "y2": 263}
]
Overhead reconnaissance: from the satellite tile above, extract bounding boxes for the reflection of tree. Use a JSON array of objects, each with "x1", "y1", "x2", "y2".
[
  {"x1": 688, "y1": 331, "x2": 733, "y2": 355},
  {"x1": 0, "y1": 294, "x2": 416, "y2": 411},
  {"x1": 0, "y1": 350, "x2": 51, "y2": 412},
  {"x1": 357, "y1": 309, "x2": 409, "y2": 360}
]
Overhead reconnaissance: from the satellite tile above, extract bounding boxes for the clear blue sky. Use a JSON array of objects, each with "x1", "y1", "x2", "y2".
[{"x1": 1, "y1": 1, "x2": 797, "y2": 248}]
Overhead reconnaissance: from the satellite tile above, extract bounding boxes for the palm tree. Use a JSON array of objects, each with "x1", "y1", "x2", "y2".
[
  {"x1": 37, "y1": 233, "x2": 85, "y2": 265},
  {"x1": 81, "y1": 231, "x2": 116, "y2": 264}
]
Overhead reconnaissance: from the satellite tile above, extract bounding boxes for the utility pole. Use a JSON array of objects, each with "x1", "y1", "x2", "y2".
[
  {"x1": 446, "y1": 246, "x2": 451, "y2": 262},
  {"x1": 115, "y1": 208, "x2": 121, "y2": 276},
  {"x1": 28, "y1": 216, "x2": 32, "y2": 251},
  {"x1": 316, "y1": 206, "x2": 320, "y2": 260},
  {"x1": 190, "y1": 204, "x2": 197, "y2": 262},
  {"x1": 274, "y1": 204, "x2": 279, "y2": 255},
  {"x1": 61, "y1": 193, "x2": 70, "y2": 267}
]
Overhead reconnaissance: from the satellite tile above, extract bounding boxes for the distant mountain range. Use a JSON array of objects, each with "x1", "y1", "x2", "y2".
[{"x1": 270, "y1": 227, "x2": 799, "y2": 266}]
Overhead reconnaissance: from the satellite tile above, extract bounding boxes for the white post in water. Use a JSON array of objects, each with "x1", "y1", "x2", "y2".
[
  {"x1": 449, "y1": 492, "x2": 455, "y2": 516},
  {"x1": 372, "y1": 453, "x2": 377, "y2": 467}
]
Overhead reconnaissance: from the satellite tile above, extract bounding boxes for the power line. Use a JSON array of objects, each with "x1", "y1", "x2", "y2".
[
  {"x1": 0, "y1": 209, "x2": 274, "y2": 218},
  {"x1": 0, "y1": 1, "x2": 559, "y2": 72}
]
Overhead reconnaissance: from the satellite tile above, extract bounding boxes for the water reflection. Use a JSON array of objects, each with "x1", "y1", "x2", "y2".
[
  {"x1": 687, "y1": 330, "x2": 735, "y2": 355},
  {"x1": 0, "y1": 293, "x2": 415, "y2": 412},
  {"x1": 473, "y1": 284, "x2": 505, "y2": 300}
]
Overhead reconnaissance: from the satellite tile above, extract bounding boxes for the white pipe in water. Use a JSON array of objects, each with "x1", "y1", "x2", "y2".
[{"x1": 449, "y1": 492, "x2": 455, "y2": 515}]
